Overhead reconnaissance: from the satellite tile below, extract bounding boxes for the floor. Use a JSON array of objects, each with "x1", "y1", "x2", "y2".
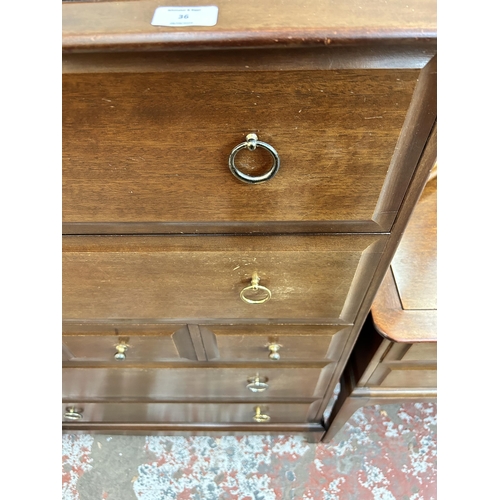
[{"x1": 62, "y1": 402, "x2": 437, "y2": 499}]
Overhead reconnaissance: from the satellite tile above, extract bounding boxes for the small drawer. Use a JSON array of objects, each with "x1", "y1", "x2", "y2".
[
  {"x1": 62, "y1": 324, "x2": 352, "y2": 363},
  {"x1": 400, "y1": 343, "x2": 437, "y2": 362},
  {"x1": 62, "y1": 234, "x2": 384, "y2": 323},
  {"x1": 63, "y1": 325, "x2": 196, "y2": 362},
  {"x1": 61, "y1": 401, "x2": 322, "y2": 424},
  {"x1": 62, "y1": 363, "x2": 335, "y2": 400},
  {"x1": 381, "y1": 342, "x2": 437, "y2": 362},
  {"x1": 198, "y1": 324, "x2": 351, "y2": 362},
  {"x1": 368, "y1": 366, "x2": 437, "y2": 388},
  {"x1": 63, "y1": 69, "x2": 418, "y2": 231},
  {"x1": 368, "y1": 367, "x2": 437, "y2": 389},
  {"x1": 366, "y1": 341, "x2": 437, "y2": 389}
]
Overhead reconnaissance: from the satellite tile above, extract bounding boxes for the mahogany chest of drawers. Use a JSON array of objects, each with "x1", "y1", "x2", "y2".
[{"x1": 62, "y1": 0, "x2": 437, "y2": 442}]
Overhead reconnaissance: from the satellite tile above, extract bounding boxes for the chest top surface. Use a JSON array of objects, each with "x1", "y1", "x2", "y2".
[{"x1": 62, "y1": 0, "x2": 437, "y2": 52}]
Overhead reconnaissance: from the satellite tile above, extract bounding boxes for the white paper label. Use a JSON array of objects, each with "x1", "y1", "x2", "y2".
[{"x1": 151, "y1": 6, "x2": 218, "y2": 27}]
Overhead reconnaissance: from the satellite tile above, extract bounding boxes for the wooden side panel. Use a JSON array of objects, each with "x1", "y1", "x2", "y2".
[
  {"x1": 401, "y1": 343, "x2": 437, "y2": 361},
  {"x1": 391, "y1": 177, "x2": 437, "y2": 310}
]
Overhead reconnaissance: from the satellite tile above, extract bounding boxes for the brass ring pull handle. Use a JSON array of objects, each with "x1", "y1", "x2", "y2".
[
  {"x1": 253, "y1": 406, "x2": 271, "y2": 423},
  {"x1": 247, "y1": 375, "x2": 269, "y2": 393},
  {"x1": 64, "y1": 406, "x2": 83, "y2": 421},
  {"x1": 240, "y1": 272, "x2": 271, "y2": 304},
  {"x1": 229, "y1": 133, "x2": 280, "y2": 184}
]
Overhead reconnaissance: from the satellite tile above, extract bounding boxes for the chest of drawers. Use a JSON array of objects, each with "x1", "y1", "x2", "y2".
[{"x1": 62, "y1": 0, "x2": 437, "y2": 442}]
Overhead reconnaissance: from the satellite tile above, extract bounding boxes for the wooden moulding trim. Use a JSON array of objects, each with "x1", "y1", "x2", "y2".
[
  {"x1": 62, "y1": 422, "x2": 325, "y2": 433},
  {"x1": 63, "y1": 29, "x2": 436, "y2": 53},
  {"x1": 62, "y1": 318, "x2": 354, "y2": 327},
  {"x1": 371, "y1": 56, "x2": 437, "y2": 229},
  {"x1": 61, "y1": 321, "x2": 354, "y2": 331},
  {"x1": 61, "y1": 397, "x2": 320, "y2": 404},
  {"x1": 62, "y1": 221, "x2": 386, "y2": 235},
  {"x1": 62, "y1": 0, "x2": 436, "y2": 52},
  {"x1": 351, "y1": 387, "x2": 437, "y2": 399},
  {"x1": 62, "y1": 360, "x2": 331, "y2": 369},
  {"x1": 339, "y1": 238, "x2": 387, "y2": 324},
  {"x1": 373, "y1": 310, "x2": 437, "y2": 344},
  {"x1": 62, "y1": 45, "x2": 436, "y2": 74}
]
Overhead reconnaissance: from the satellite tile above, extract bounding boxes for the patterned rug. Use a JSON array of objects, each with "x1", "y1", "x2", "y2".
[{"x1": 62, "y1": 402, "x2": 437, "y2": 500}]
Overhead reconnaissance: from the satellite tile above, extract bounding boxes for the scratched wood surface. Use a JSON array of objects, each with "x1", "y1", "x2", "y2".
[
  {"x1": 61, "y1": 401, "x2": 320, "y2": 423},
  {"x1": 391, "y1": 176, "x2": 437, "y2": 310},
  {"x1": 62, "y1": 363, "x2": 335, "y2": 399},
  {"x1": 63, "y1": 70, "x2": 417, "y2": 229},
  {"x1": 371, "y1": 175, "x2": 437, "y2": 342},
  {"x1": 62, "y1": 234, "x2": 384, "y2": 322},
  {"x1": 62, "y1": 0, "x2": 437, "y2": 52}
]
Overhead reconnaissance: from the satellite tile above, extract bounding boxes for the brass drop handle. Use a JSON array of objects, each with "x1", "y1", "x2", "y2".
[
  {"x1": 247, "y1": 375, "x2": 269, "y2": 393},
  {"x1": 253, "y1": 406, "x2": 271, "y2": 423},
  {"x1": 64, "y1": 406, "x2": 83, "y2": 421},
  {"x1": 229, "y1": 133, "x2": 280, "y2": 184},
  {"x1": 240, "y1": 272, "x2": 271, "y2": 304},
  {"x1": 267, "y1": 343, "x2": 282, "y2": 361},
  {"x1": 114, "y1": 339, "x2": 129, "y2": 361}
]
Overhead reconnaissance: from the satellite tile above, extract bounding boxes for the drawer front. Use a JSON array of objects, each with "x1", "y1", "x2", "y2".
[
  {"x1": 62, "y1": 364, "x2": 335, "y2": 399},
  {"x1": 63, "y1": 324, "x2": 352, "y2": 363},
  {"x1": 62, "y1": 234, "x2": 384, "y2": 322},
  {"x1": 63, "y1": 325, "x2": 197, "y2": 362},
  {"x1": 367, "y1": 365, "x2": 437, "y2": 389},
  {"x1": 63, "y1": 70, "x2": 418, "y2": 229},
  {"x1": 61, "y1": 401, "x2": 321, "y2": 424},
  {"x1": 400, "y1": 343, "x2": 437, "y2": 362},
  {"x1": 366, "y1": 341, "x2": 437, "y2": 389},
  {"x1": 381, "y1": 342, "x2": 437, "y2": 362},
  {"x1": 199, "y1": 325, "x2": 351, "y2": 362}
]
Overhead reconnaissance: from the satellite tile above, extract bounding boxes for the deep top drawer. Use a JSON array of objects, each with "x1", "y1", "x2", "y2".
[{"x1": 63, "y1": 69, "x2": 418, "y2": 232}]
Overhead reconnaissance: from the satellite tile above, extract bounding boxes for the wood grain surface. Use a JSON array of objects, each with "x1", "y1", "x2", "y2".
[
  {"x1": 63, "y1": 70, "x2": 417, "y2": 230},
  {"x1": 367, "y1": 365, "x2": 437, "y2": 388},
  {"x1": 62, "y1": 324, "x2": 352, "y2": 362},
  {"x1": 391, "y1": 177, "x2": 437, "y2": 310},
  {"x1": 61, "y1": 401, "x2": 321, "y2": 423},
  {"x1": 62, "y1": 363, "x2": 335, "y2": 399},
  {"x1": 61, "y1": 0, "x2": 437, "y2": 439},
  {"x1": 315, "y1": 112, "x2": 436, "y2": 422},
  {"x1": 62, "y1": 0, "x2": 436, "y2": 52},
  {"x1": 371, "y1": 174, "x2": 437, "y2": 342},
  {"x1": 199, "y1": 324, "x2": 352, "y2": 362},
  {"x1": 63, "y1": 45, "x2": 436, "y2": 76},
  {"x1": 62, "y1": 234, "x2": 385, "y2": 322}
]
